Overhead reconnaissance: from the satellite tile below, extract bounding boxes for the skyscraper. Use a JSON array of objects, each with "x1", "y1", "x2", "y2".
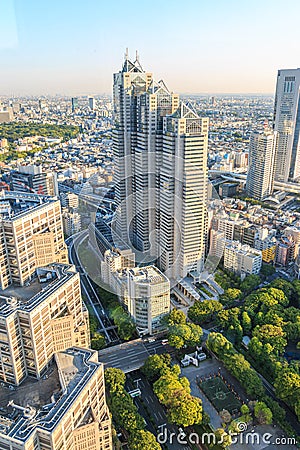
[
  {"x1": 89, "y1": 96, "x2": 96, "y2": 110},
  {"x1": 246, "y1": 129, "x2": 277, "y2": 200},
  {"x1": 113, "y1": 53, "x2": 208, "y2": 280},
  {"x1": 72, "y1": 97, "x2": 79, "y2": 112},
  {"x1": 273, "y1": 68, "x2": 300, "y2": 182}
]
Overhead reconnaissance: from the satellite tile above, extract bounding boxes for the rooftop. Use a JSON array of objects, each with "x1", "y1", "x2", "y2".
[
  {"x1": 0, "y1": 191, "x2": 58, "y2": 221},
  {"x1": 0, "y1": 264, "x2": 77, "y2": 318},
  {"x1": 0, "y1": 348, "x2": 100, "y2": 442}
]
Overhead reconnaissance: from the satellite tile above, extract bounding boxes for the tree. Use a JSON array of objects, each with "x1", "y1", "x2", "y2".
[
  {"x1": 274, "y1": 368, "x2": 300, "y2": 409},
  {"x1": 188, "y1": 300, "x2": 223, "y2": 324},
  {"x1": 270, "y1": 279, "x2": 293, "y2": 300},
  {"x1": 241, "y1": 311, "x2": 252, "y2": 334},
  {"x1": 91, "y1": 332, "x2": 106, "y2": 350},
  {"x1": 141, "y1": 354, "x2": 171, "y2": 381},
  {"x1": 260, "y1": 264, "x2": 276, "y2": 278},
  {"x1": 105, "y1": 368, "x2": 126, "y2": 393},
  {"x1": 240, "y1": 274, "x2": 261, "y2": 293},
  {"x1": 164, "y1": 308, "x2": 186, "y2": 326},
  {"x1": 168, "y1": 323, "x2": 202, "y2": 349},
  {"x1": 214, "y1": 429, "x2": 232, "y2": 448},
  {"x1": 254, "y1": 401, "x2": 273, "y2": 424},
  {"x1": 128, "y1": 430, "x2": 162, "y2": 450},
  {"x1": 253, "y1": 324, "x2": 287, "y2": 355},
  {"x1": 168, "y1": 390, "x2": 203, "y2": 426}
]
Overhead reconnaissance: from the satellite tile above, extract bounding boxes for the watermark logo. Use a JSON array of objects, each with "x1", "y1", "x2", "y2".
[{"x1": 157, "y1": 422, "x2": 298, "y2": 447}]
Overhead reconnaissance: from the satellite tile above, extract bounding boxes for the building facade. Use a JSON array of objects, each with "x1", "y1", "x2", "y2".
[
  {"x1": 0, "y1": 348, "x2": 112, "y2": 450},
  {"x1": 223, "y1": 240, "x2": 262, "y2": 276},
  {"x1": 0, "y1": 263, "x2": 90, "y2": 386},
  {"x1": 0, "y1": 192, "x2": 68, "y2": 290},
  {"x1": 246, "y1": 129, "x2": 277, "y2": 200},
  {"x1": 113, "y1": 54, "x2": 208, "y2": 280},
  {"x1": 273, "y1": 68, "x2": 300, "y2": 182}
]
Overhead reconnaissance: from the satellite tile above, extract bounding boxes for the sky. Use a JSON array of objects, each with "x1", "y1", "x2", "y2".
[{"x1": 1, "y1": 0, "x2": 300, "y2": 96}]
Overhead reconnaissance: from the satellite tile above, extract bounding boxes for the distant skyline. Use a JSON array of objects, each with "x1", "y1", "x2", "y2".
[{"x1": 1, "y1": 0, "x2": 300, "y2": 96}]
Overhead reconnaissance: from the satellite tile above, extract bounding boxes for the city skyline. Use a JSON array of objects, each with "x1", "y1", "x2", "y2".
[{"x1": 1, "y1": 0, "x2": 300, "y2": 95}]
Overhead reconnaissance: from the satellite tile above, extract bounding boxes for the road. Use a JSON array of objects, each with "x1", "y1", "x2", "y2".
[
  {"x1": 68, "y1": 231, "x2": 119, "y2": 344},
  {"x1": 98, "y1": 338, "x2": 174, "y2": 372},
  {"x1": 127, "y1": 373, "x2": 191, "y2": 450}
]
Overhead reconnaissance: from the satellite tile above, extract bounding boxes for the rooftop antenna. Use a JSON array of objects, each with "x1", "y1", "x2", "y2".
[
  {"x1": 135, "y1": 50, "x2": 139, "y2": 62},
  {"x1": 125, "y1": 47, "x2": 129, "y2": 61}
]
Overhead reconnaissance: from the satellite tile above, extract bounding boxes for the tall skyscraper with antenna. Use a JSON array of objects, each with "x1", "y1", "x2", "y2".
[{"x1": 112, "y1": 52, "x2": 208, "y2": 280}]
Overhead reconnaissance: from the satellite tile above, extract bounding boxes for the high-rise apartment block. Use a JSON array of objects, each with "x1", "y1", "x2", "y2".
[
  {"x1": 0, "y1": 192, "x2": 68, "y2": 290},
  {"x1": 0, "y1": 347, "x2": 112, "y2": 450},
  {"x1": 113, "y1": 53, "x2": 208, "y2": 280},
  {"x1": 0, "y1": 264, "x2": 90, "y2": 386},
  {"x1": 273, "y1": 68, "x2": 300, "y2": 181},
  {"x1": 246, "y1": 129, "x2": 277, "y2": 200}
]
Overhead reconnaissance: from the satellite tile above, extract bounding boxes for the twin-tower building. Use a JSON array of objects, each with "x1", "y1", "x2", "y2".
[{"x1": 112, "y1": 53, "x2": 208, "y2": 280}]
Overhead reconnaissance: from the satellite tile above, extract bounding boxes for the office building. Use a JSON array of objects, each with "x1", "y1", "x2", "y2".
[
  {"x1": 0, "y1": 347, "x2": 112, "y2": 450},
  {"x1": 89, "y1": 96, "x2": 96, "y2": 110},
  {"x1": 113, "y1": 53, "x2": 208, "y2": 280},
  {"x1": 273, "y1": 68, "x2": 300, "y2": 181},
  {"x1": 246, "y1": 129, "x2": 277, "y2": 200},
  {"x1": 0, "y1": 191, "x2": 68, "y2": 290},
  {"x1": 116, "y1": 265, "x2": 170, "y2": 335},
  {"x1": 11, "y1": 165, "x2": 58, "y2": 196},
  {"x1": 0, "y1": 263, "x2": 90, "y2": 385},
  {"x1": 223, "y1": 240, "x2": 262, "y2": 276},
  {"x1": 72, "y1": 97, "x2": 79, "y2": 112}
]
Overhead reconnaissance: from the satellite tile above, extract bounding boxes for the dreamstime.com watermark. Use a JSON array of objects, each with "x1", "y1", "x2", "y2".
[{"x1": 157, "y1": 422, "x2": 298, "y2": 446}]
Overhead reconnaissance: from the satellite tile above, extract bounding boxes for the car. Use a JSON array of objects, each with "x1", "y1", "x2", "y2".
[
  {"x1": 161, "y1": 339, "x2": 168, "y2": 345},
  {"x1": 148, "y1": 338, "x2": 155, "y2": 343}
]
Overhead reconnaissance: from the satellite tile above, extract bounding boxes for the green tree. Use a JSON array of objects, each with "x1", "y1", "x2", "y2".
[
  {"x1": 128, "y1": 430, "x2": 162, "y2": 450},
  {"x1": 164, "y1": 308, "x2": 186, "y2": 326},
  {"x1": 214, "y1": 429, "x2": 232, "y2": 448},
  {"x1": 188, "y1": 299, "x2": 223, "y2": 324},
  {"x1": 168, "y1": 390, "x2": 202, "y2": 426},
  {"x1": 91, "y1": 332, "x2": 106, "y2": 350},
  {"x1": 105, "y1": 368, "x2": 126, "y2": 393},
  {"x1": 253, "y1": 324, "x2": 287, "y2": 355},
  {"x1": 240, "y1": 274, "x2": 261, "y2": 293},
  {"x1": 241, "y1": 311, "x2": 252, "y2": 334},
  {"x1": 254, "y1": 401, "x2": 273, "y2": 424},
  {"x1": 274, "y1": 368, "x2": 300, "y2": 410},
  {"x1": 141, "y1": 354, "x2": 171, "y2": 381}
]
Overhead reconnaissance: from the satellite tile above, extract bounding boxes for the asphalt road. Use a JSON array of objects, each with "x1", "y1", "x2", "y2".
[{"x1": 98, "y1": 338, "x2": 174, "y2": 372}]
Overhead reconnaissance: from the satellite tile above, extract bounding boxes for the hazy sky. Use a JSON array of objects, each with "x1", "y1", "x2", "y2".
[{"x1": 1, "y1": 0, "x2": 300, "y2": 96}]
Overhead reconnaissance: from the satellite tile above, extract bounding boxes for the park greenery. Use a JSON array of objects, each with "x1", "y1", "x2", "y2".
[
  {"x1": 104, "y1": 367, "x2": 161, "y2": 450},
  {"x1": 0, "y1": 122, "x2": 79, "y2": 162},
  {"x1": 0, "y1": 122, "x2": 79, "y2": 142},
  {"x1": 142, "y1": 354, "x2": 203, "y2": 427},
  {"x1": 162, "y1": 308, "x2": 203, "y2": 349}
]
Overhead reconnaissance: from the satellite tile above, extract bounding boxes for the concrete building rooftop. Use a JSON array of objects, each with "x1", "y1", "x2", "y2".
[
  {"x1": 0, "y1": 263, "x2": 77, "y2": 318},
  {"x1": 0, "y1": 347, "x2": 99, "y2": 442},
  {"x1": 0, "y1": 191, "x2": 58, "y2": 221}
]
